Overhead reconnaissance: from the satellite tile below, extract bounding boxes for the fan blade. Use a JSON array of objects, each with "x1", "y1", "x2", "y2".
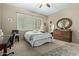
[
  {"x1": 46, "y1": 3, "x2": 50, "y2": 7},
  {"x1": 39, "y1": 4, "x2": 42, "y2": 8}
]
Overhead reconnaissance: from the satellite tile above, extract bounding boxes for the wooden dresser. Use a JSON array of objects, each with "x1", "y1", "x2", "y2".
[{"x1": 53, "y1": 29, "x2": 72, "y2": 42}]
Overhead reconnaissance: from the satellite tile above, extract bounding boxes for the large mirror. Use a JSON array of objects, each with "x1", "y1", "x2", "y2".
[{"x1": 56, "y1": 18, "x2": 72, "y2": 29}]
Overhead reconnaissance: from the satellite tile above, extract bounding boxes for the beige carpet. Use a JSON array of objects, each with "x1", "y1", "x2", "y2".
[
  {"x1": 0, "y1": 38, "x2": 74, "y2": 56},
  {"x1": 42, "y1": 43, "x2": 79, "y2": 56}
]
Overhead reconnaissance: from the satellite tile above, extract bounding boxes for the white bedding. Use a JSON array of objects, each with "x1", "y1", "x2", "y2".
[{"x1": 24, "y1": 31, "x2": 53, "y2": 47}]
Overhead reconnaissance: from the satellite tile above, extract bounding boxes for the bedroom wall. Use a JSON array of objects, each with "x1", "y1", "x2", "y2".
[
  {"x1": 0, "y1": 4, "x2": 2, "y2": 29},
  {"x1": 48, "y1": 4, "x2": 79, "y2": 43},
  {"x1": 1, "y1": 4, "x2": 47, "y2": 38}
]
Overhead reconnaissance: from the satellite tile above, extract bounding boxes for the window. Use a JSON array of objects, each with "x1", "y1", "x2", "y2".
[{"x1": 16, "y1": 13, "x2": 42, "y2": 31}]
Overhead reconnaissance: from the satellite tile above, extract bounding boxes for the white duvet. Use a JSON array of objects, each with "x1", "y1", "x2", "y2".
[{"x1": 24, "y1": 31, "x2": 53, "y2": 47}]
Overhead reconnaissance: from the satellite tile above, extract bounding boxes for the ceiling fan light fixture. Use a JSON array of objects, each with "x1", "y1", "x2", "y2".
[{"x1": 39, "y1": 3, "x2": 51, "y2": 8}]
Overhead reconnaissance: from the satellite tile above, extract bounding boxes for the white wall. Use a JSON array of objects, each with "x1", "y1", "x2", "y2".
[
  {"x1": 0, "y1": 4, "x2": 2, "y2": 29},
  {"x1": 48, "y1": 4, "x2": 79, "y2": 43}
]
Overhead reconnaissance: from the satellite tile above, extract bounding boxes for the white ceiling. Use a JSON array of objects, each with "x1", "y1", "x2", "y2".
[{"x1": 6, "y1": 3, "x2": 71, "y2": 16}]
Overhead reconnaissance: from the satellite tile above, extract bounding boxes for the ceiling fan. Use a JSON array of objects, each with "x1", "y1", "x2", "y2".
[{"x1": 39, "y1": 3, "x2": 51, "y2": 8}]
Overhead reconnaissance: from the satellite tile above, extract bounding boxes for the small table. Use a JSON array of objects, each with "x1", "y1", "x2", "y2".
[
  {"x1": 0, "y1": 36, "x2": 9, "y2": 56},
  {"x1": 0, "y1": 44, "x2": 7, "y2": 55}
]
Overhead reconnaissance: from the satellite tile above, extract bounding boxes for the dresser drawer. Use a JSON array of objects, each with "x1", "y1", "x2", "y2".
[
  {"x1": 54, "y1": 36, "x2": 71, "y2": 42},
  {"x1": 53, "y1": 29, "x2": 72, "y2": 42}
]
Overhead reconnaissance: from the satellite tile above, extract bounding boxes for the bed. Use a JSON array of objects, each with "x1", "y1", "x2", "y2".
[{"x1": 24, "y1": 30, "x2": 53, "y2": 47}]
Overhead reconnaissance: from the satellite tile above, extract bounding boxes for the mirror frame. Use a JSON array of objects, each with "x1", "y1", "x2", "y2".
[{"x1": 56, "y1": 18, "x2": 72, "y2": 29}]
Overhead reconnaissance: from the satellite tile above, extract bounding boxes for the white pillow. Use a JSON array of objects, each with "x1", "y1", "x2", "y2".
[
  {"x1": 0, "y1": 29, "x2": 3, "y2": 36},
  {"x1": 0, "y1": 29, "x2": 3, "y2": 44}
]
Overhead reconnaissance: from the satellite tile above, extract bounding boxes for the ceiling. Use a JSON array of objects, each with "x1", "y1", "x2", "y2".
[{"x1": 6, "y1": 3, "x2": 71, "y2": 16}]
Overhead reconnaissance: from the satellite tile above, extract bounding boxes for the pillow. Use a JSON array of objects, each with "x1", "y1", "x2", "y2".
[
  {"x1": 0, "y1": 29, "x2": 3, "y2": 36},
  {"x1": 0, "y1": 29, "x2": 3, "y2": 44}
]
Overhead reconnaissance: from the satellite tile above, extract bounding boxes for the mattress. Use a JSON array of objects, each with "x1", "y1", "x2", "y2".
[{"x1": 24, "y1": 31, "x2": 53, "y2": 47}]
